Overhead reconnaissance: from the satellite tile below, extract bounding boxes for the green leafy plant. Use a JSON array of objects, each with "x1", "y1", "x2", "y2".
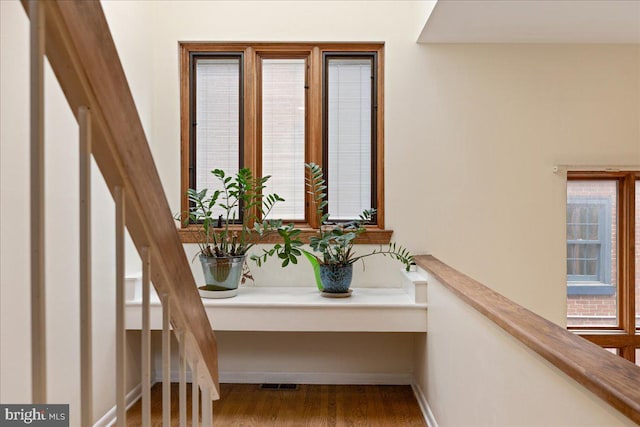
[
  {"x1": 179, "y1": 168, "x2": 303, "y2": 269},
  {"x1": 304, "y1": 162, "x2": 413, "y2": 269}
]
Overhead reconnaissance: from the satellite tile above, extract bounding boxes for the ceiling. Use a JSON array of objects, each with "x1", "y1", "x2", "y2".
[{"x1": 418, "y1": 0, "x2": 640, "y2": 44}]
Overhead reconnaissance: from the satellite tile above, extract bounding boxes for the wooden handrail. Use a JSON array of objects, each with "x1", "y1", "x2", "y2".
[
  {"x1": 20, "y1": 0, "x2": 219, "y2": 397},
  {"x1": 414, "y1": 255, "x2": 640, "y2": 424}
]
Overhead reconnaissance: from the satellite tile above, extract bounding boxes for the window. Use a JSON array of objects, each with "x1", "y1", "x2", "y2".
[
  {"x1": 325, "y1": 55, "x2": 377, "y2": 221},
  {"x1": 566, "y1": 194, "x2": 614, "y2": 294},
  {"x1": 566, "y1": 172, "x2": 639, "y2": 364},
  {"x1": 179, "y1": 43, "x2": 387, "y2": 242},
  {"x1": 261, "y1": 58, "x2": 306, "y2": 220},
  {"x1": 567, "y1": 200, "x2": 610, "y2": 282},
  {"x1": 191, "y1": 54, "x2": 243, "y2": 219}
]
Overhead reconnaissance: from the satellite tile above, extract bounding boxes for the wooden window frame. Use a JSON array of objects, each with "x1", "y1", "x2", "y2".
[
  {"x1": 179, "y1": 42, "x2": 389, "y2": 244},
  {"x1": 567, "y1": 171, "x2": 639, "y2": 363}
]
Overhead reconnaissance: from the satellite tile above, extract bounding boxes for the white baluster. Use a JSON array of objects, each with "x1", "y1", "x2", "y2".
[
  {"x1": 162, "y1": 293, "x2": 171, "y2": 426},
  {"x1": 115, "y1": 186, "x2": 126, "y2": 426},
  {"x1": 79, "y1": 106, "x2": 93, "y2": 425},
  {"x1": 179, "y1": 331, "x2": 187, "y2": 427},
  {"x1": 202, "y1": 386, "x2": 212, "y2": 427},
  {"x1": 141, "y1": 246, "x2": 151, "y2": 427},
  {"x1": 29, "y1": 0, "x2": 46, "y2": 404},
  {"x1": 192, "y1": 360, "x2": 199, "y2": 427}
]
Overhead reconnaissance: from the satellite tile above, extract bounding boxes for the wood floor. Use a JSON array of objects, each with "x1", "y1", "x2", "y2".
[{"x1": 126, "y1": 383, "x2": 427, "y2": 426}]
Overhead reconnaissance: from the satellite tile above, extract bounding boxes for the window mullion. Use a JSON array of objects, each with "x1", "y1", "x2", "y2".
[
  {"x1": 619, "y1": 174, "x2": 635, "y2": 336},
  {"x1": 620, "y1": 346, "x2": 636, "y2": 363},
  {"x1": 244, "y1": 46, "x2": 258, "y2": 174},
  {"x1": 244, "y1": 47, "x2": 259, "y2": 226},
  {"x1": 307, "y1": 47, "x2": 323, "y2": 229},
  {"x1": 375, "y1": 47, "x2": 385, "y2": 229}
]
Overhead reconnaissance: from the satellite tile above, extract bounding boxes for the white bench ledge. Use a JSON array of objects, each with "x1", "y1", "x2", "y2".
[{"x1": 126, "y1": 282, "x2": 427, "y2": 333}]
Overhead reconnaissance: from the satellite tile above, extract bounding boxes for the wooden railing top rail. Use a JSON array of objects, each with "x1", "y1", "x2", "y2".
[
  {"x1": 21, "y1": 0, "x2": 219, "y2": 396},
  {"x1": 415, "y1": 255, "x2": 640, "y2": 425}
]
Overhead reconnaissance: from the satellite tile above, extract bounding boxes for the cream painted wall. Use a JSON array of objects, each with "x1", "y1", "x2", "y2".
[
  {"x1": 147, "y1": 1, "x2": 639, "y2": 323},
  {"x1": 417, "y1": 269, "x2": 636, "y2": 426},
  {"x1": 0, "y1": 0, "x2": 31, "y2": 404},
  {"x1": 152, "y1": 331, "x2": 416, "y2": 385},
  {"x1": 404, "y1": 44, "x2": 639, "y2": 324},
  {"x1": 2, "y1": 0, "x2": 639, "y2": 421},
  {"x1": 0, "y1": 0, "x2": 150, "y2": 422}
]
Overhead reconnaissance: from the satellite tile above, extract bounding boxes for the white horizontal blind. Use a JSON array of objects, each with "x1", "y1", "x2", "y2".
[
  {"x1": 195, "y1": 57, "x2": 241, "y2": 219},
  {"x1": 262, "y1": 59, "x2": 306, "y2": 220},
  {"x1": 327, "y1": 58, "x2": 372, "y2": 220}
]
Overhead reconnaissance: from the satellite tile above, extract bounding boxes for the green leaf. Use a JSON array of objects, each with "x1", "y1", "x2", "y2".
[{"x1": 302, "y1": 250, "x2": 323, "y2": 290}]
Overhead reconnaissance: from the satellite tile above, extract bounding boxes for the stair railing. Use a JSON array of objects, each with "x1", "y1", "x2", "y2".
[
  {"x1": 22, "y1": 1, "x2": 219, "y2": 425},
  {"x1": 415, "y1": 255, "x2": 640, "y2": 425}
]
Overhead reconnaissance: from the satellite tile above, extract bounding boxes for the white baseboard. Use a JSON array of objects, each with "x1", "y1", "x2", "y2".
[
  {"x1": 93, "y1": 382, "x2": 153, "y2": 427},
  {"x1": 166, "y1": 369, "x2": 413, "y2": 385},
  {"x1": 411, "y1": 383, "x2": 438, "y2": 427}
]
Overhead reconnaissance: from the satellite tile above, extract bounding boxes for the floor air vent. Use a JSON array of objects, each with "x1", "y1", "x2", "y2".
[{"x1": 259, "y1": 383, "x2": 299, "y2": 390}]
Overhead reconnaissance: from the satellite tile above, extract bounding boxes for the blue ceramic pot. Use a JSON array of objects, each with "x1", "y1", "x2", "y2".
[{"x1": 319, "y1": 263, "x2": 353, "y2": 293}]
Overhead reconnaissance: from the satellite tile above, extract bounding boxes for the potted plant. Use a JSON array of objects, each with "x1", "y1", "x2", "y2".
[
  {"x1": 181, "y1": 168, "x2": 303, "y2": 298},
  {"x1": 303, "y1": 163, "x2": 413, "y2": 296}
]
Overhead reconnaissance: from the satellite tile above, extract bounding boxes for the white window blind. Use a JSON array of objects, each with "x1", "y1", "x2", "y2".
[
  {"x1": 195, "y1": 57, "x2": 241, "y2": 219},
  {"x1": 261, "y1": 59, "x2": 306, "y2": 220},
  {"x1": 327, "y1": 58, "x2": 372, "y2": 221}
]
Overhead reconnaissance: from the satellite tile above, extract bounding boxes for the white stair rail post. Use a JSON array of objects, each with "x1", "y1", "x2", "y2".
[
  {"x1": 115, "y1": 186, "x2": 126, "y2": 426},
  {"x1": 179, "y1": 331, "x2": 187, "y2": 427},
  {"x1": 141, "y1": 246, "x2": 151, "y2": 427},
  {"x1": 162, "y1": 293, "x2": 171, "y2": 426},
  {"x1": 29, "y1": 0, "x2": 46, "y2": 404},
  {"x1": 79, "y1": 106, "x2": 93, "y2": 426},
  {"x1": 202, "y1": 386, "x2": 212, "y2": 427},
  {"x1": 192, "y1": 360, "x2": 199, "y2": 427}
]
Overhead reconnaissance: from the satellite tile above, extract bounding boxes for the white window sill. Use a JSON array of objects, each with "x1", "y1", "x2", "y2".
[{"x1": 567, "y1": 283, "x2": 615, "y2": 296}]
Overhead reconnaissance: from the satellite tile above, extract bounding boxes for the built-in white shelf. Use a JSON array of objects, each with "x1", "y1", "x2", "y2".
[{"x1": 125, "y1": 270, "x2": 427, "y2": 333}]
